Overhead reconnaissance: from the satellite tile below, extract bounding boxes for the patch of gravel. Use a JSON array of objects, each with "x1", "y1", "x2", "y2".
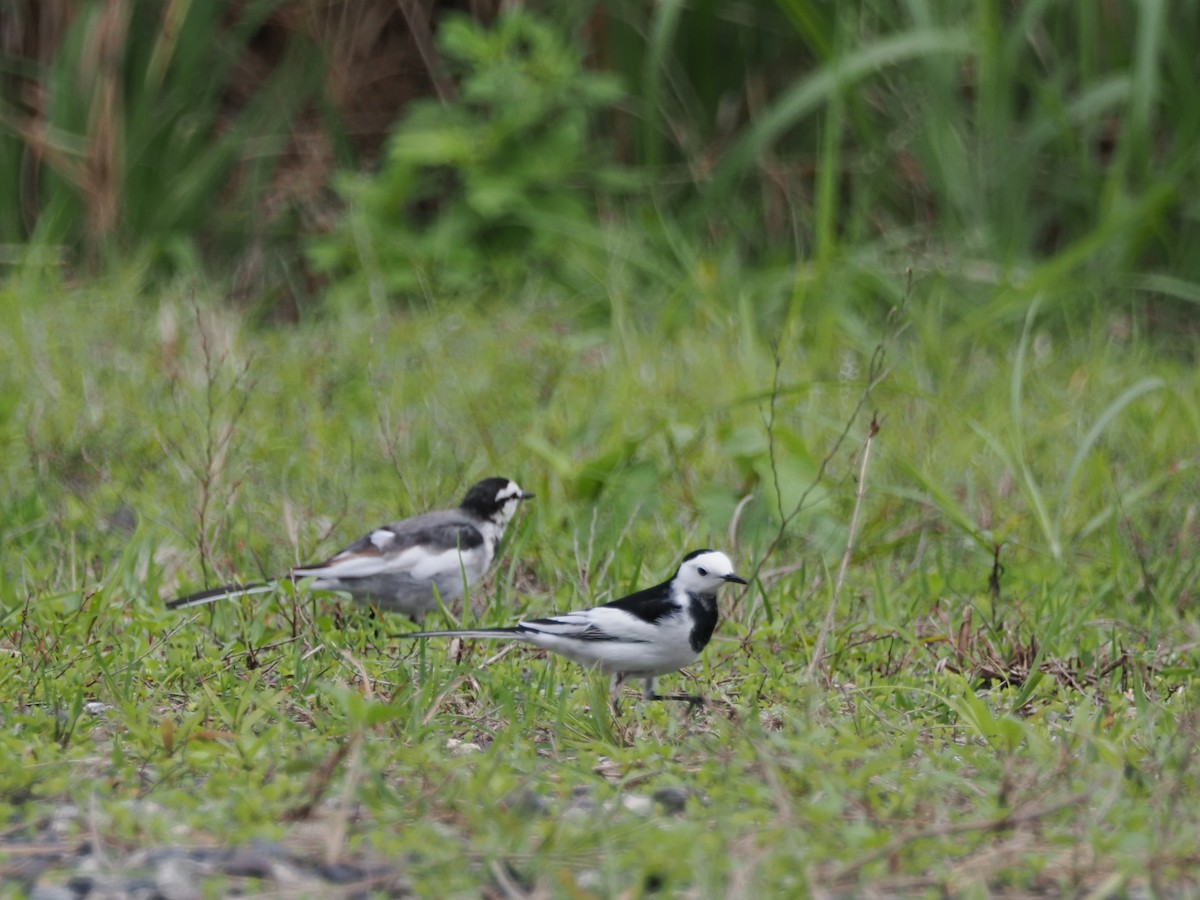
[{"x1": 5, "y1": 834, "x2": 412, "y2": 899}]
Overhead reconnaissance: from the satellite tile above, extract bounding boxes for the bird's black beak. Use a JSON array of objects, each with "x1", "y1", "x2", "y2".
[
  {"x1": 725, "y1": 573, "x2": 749, "y2": 585},
  {"x1": 519, "y1": 492, "x2": 535, "y2": 501}
]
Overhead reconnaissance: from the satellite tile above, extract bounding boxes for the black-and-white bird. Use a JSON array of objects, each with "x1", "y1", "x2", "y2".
[
  {"x1": 396, "y1": 549, "x2": 747, "y2": 706},
  {"x1": 165, "y1": 477, "x2": 533, "y2": 621}
]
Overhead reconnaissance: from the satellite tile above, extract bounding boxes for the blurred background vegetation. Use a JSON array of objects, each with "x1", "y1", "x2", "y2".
[{"x1": 2, "y1": 0, "x2": 1197, "y2": 326}]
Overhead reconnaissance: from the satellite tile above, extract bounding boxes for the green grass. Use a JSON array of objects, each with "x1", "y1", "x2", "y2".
[{"x1": 2, "y1": 267, "x2": 1199, "y2": 896}]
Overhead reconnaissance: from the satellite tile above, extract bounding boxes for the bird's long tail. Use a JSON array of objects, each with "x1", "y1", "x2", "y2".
[
  {"x1": 165, "y1": 581, "x2": 281, "y2": 610},
  {"x1": 394, "y1": 627, "x2": 522, "y2": 640}
]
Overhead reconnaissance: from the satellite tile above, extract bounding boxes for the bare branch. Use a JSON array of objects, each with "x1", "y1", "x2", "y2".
[
  {"x1": 159, "y1": 301, "x2": 256, "y2": 589},
  {"x1": 807, "y1": 414, "x2": 880, "y2": 685},
  {"x1": 742, "y1": 281, "x2": 909, "y2": 627}
]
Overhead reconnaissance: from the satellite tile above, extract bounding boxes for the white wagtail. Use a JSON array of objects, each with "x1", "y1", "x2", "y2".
[
  {"x1": 396, "y1": 549, "x2": 747, "y2": 707},
  {"x1": 165, "y1": 477, "x2": 533, "y2": 621}
]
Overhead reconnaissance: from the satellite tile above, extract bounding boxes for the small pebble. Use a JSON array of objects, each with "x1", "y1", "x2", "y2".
[
  {"x1": 618, "y1": 794, "x2": 653, "y2": 815},
  {"x1": 652, "y1": 787, "x2": 691, "y2": 814},
  {"x1": 27, "y1": 887, "x2": 77, "y2": 900},
  {"x1": 154, "y1": 856, "x2": 205, "y2": 900},
  {"x1": 502, "y1": 787, "x2": 552, "y2": 816}
]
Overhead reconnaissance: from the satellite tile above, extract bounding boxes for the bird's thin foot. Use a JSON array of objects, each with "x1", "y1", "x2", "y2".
[
  {"x1": 609, "y1": 673, "x2": 629, "y2": 716},
  {"x1": 646, "y1": 692, "x2": 707, "y2": 713}
]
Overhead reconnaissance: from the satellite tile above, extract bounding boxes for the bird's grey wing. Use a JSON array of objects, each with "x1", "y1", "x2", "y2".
[
  {"x1": 518, "y1": 608, "x2": 657, "y2": 643},
  {"x1": 294, "y1": 513, "x2": 485, "y2": 580}
]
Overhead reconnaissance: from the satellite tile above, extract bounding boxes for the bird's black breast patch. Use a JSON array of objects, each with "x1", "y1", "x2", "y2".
[{"x1": 687, "y1": 593, "x2": 719, "y2": 653}]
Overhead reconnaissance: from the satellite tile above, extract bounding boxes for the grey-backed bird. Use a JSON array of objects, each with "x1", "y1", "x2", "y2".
[
  {"x1": 165, "y1": 477, "x2": 532, "y2": 621},
  {"x1": 396, "y1": 549, "x2": 747, "y2": 706}
]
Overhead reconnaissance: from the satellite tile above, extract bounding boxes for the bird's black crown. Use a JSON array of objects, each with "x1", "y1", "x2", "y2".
[{"x1": 460, "y1": 477, "x2": 520, "y2": 517}]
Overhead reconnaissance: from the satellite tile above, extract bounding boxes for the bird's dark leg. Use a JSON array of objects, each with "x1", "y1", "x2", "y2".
[
  {"x1": 612, "y1": 676, "x2": 706, "y2": 714},
  {"x1": 643, "y1": 679, "x2": 706, "y2": 713},
  {"x1": 662, "y1": 693, "x2": 707, "y2": 712},
  {"x1": 609, "y1": 673, "x2": 627, "y2": 716}
]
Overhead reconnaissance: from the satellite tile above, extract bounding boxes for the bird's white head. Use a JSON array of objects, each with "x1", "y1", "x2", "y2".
[
  {"x1": 461, "y1": 477, "x2": 534, "y2": 527},
  {"x1": 674, "y1": 549, "x2": 748, "y2": 594}
]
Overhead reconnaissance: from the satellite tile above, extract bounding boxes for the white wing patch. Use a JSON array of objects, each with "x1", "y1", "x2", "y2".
[
  {"x1": 518, "y1": 611, "x2": 593, "y2": 637},
  {"x1": 587, "y1": 606, "x2": 683, "y2": 642},
  {"x1": 512, "y1": 604, "x2": 698, "y2": 677},
  {"x1": 521, "y1": 607, "x2": 678, "y2": 644},
  {"x1": 401, "y1": 546, "x2": 478, "y2": 581},
  {"x1": 369, "y1": 529, "x2": 395, "y2": 550}
]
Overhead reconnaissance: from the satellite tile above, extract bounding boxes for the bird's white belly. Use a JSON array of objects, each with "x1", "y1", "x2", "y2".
[
  {"x1": 313, "y1": 542, "x2": 492, "y2": 614},
  {"x1": 534, "y1": 615, "x2": 699, "y2": 678}
]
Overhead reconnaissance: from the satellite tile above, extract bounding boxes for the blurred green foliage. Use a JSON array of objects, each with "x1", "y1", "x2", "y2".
[
  {"x1": 308, "y1": 12, "x2": 632, "y2": 303},
  {"x1": 0, "y1": 0, "x2": 327, "y2": 273},
  {"x1": 0, "y1": 1, "x2": 1195, "y2": 322}
]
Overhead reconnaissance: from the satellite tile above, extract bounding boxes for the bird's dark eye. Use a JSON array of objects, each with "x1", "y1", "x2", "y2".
[{"x1": 697, "y1": 567, "x2": 708, "y2": 576}]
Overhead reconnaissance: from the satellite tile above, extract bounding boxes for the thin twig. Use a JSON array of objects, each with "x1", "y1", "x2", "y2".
[
  {"x1": 764, "y1": 343, "x2": 787, "y2": 527},
  {"x1": 743, "y1": 316, "x2": 900, "y2": 628},
  {"x1": 282, "y1": 739, "x2": 353, "y2": 822},
  {"x1": 572, "y1": 506, "x2": 601, "y2": 596},
  {"x1": 806, "y1": 414, "x2": 880, "y2": 685},
  {"x1": 367, "y1": 357, "x2": 414, "y2": 509},
  {"x1": 158, "y1": 303, "x2": 255, "y2": 587},
  {"x1": 728, "y1": 492, "x2": 755, "y2": 551},
  {"x1": 396, "y1": 0, "x2": 458, "y2": 104}
]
